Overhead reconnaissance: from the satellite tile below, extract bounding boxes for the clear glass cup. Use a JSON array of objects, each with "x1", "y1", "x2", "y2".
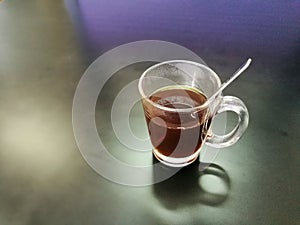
[{"x1": 138, "y1": 60, "x2": 249, "y2": 167}]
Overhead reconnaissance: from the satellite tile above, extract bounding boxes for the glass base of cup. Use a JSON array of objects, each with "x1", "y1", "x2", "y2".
[{"x1": 153, "y1": 148, "x2": 200, "y2": 167}]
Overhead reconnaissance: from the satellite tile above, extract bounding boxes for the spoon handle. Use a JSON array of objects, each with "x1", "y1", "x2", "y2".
[{"x1": 208, "y1": 58, "x2": 252, "y2": 102}]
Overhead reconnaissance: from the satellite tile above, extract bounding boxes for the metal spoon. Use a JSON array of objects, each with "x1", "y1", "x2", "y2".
[{"x1": 207, "y1": 58, "x2": 252, "y2": 103}]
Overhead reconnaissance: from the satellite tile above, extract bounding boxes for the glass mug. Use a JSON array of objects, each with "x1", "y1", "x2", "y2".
[{"x1": 138, "y1": 60, "x2": 249, "y2": 167}]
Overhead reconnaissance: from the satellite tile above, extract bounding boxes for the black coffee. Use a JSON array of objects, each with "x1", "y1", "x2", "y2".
[{"x1": 143, "y1": 87, "x2": 211, "y2": 158}]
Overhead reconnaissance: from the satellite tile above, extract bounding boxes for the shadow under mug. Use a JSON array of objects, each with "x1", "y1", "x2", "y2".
[{"x1": 138, "y1": 60, "x2": 249, "y2": 167}]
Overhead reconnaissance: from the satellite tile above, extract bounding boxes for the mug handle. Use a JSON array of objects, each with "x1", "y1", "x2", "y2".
[{"x1": 206, "y1": 96, "x2": 249, "y2": 148}]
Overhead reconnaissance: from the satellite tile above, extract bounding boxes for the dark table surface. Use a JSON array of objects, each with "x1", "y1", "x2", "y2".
[{"x1": 0, "y1": 1, "x2": 299, "y2": 224}]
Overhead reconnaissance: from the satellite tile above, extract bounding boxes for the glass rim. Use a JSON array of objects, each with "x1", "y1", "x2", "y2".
[{"x1": 138, "y1": 60, "x2": 222, "y2": 112}]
